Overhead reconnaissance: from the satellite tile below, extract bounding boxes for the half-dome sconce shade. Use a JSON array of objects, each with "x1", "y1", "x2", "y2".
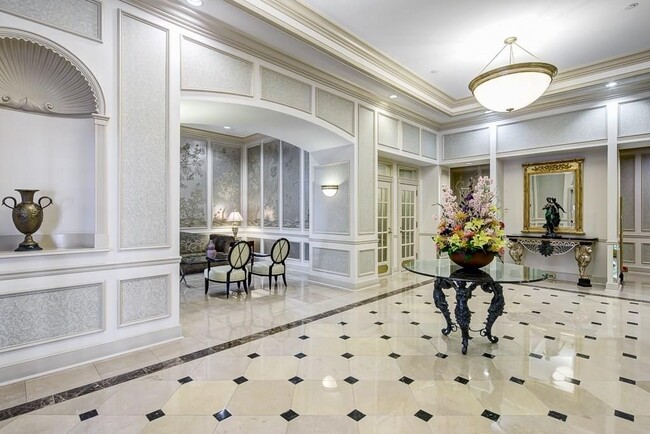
[
  {"x1": 469, "y1": 37, "x2": 557, "y2": 113},
  {"x1": 321, "y1": 185, "x2": 338, "y2": 197}
]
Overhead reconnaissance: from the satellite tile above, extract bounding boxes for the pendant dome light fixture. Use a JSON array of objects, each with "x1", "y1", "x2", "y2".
[{"x1": 469, "y1": 37, "x2": 557, "y2": 113}]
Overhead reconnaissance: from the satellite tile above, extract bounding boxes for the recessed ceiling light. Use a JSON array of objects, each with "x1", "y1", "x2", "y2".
[
  {"x1": 186, "y1": 0, "x2": 203, "y2": 6},
  {"x1": 605, "y1": 81, "x2": 618, "y2": 88},
  {"x1": 223, "y1": 126, "x2": 231, "y2": 130},
  {"x1": 389, "y1": 94, "x2": 398, "y2": 99},
  {"x1": 625, "y1": 2, "x2": 639, "y2": 10}
]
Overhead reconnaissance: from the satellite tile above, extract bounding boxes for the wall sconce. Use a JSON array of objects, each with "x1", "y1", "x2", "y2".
[
  {"x1": 227, "y1": 211, "x2": 243, "y2": 239},
  {"x1": 321, "y1": 184, "x2": 338, "y2": 197}
]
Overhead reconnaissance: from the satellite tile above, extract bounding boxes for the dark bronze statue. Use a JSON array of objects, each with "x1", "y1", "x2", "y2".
[{"x1": 542, "y1": 197, "x2": 564, "y2": 238}]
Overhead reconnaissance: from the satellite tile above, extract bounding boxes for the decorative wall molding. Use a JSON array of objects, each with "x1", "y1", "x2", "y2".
[
  {"x1": 619, "y1": 97, "x2": 650, "y2": 138},
  {"x1": 118, "y1": 12, "x2": 170, "y2": 249},
  {"x1": 119, "y1": 275, "x2": 170, "y2": 326},
  {"x1": 0, "y1": 28, "x2": 104, "y2": 115},
  {"x1": 443, "y1": 128, "x2": 490, "y2": 160},
  {"x1": 0, "y1": 283, "x2": 104, "y2": 352},
  {"x1": 312, "y1": 247, "x2": 350, "y2": 276},
  {"x1": 0, "y1": 0, "x2": 102, "y2": 41},
  {"x1": 358, "y1": 249, "x2": 375, "y2": 277},
  {"x1": 261, "y1": 66, "x2": 312, "y2": 113},
  {"x1": 378, "y1": 113, "x2": 399, "y2": 148},
  {"x1": 358, "y1": 105, "x2": 376, "y2": 235},
  {"x1": 315, "y1": 88, "x2": 355, "y2": 136}
]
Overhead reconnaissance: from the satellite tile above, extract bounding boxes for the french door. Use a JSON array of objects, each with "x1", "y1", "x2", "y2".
[
  {"x1": 377, "y1": 180, "x2": 392, "y2": 275},
  {"x1": 399, "y1": 184, "x2": 417, "y2": 267}
]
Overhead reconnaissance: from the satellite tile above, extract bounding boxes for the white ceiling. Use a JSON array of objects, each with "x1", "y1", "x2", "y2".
[{"x1": 300, "y1": 0, "x2": 650, "y2": 100}]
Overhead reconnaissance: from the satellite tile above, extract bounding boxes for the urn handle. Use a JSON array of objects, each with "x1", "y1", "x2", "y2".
[
  {"x1": 38, "y1": 196, "x2": 53, "y2": 209},
  {"x1": 1, "y1": 196, "x2": 16, "y2": 210}
]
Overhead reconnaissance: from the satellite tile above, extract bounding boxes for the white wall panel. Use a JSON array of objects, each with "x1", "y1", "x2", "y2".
[
  {"x1": 119, "y1": 275, "x2": 169, "y2": 326},
  {"x1": 119, "y1": 13, "x2": 169, "y2": 248},
  {"x1": 421, "y1": 130, "x2": 437, "y2": 159},
  {"x1": 316, "y1": 89, "x2": 355, "y2": 135},
  {"x1": 358, "y1": 106, "x2": 375, "y2": 234},
  {"x1": 402, "y1": 123, "x2": 420, "y2": 154},
  {"x1": 378, "y1": 113, "x2": 399, "y2": 148},
  {"x1": 313, "y1": 247, "x2": 350, "y2": 276},
  {"x1": 312, "y1": 162, "x2": 350, "y2": 235},
  {"x1": 443, "y1": 128, "x2": 489, "y2": 159},
  {"x1": 261, "y1": 67, "x2": 311, "y2": 113},
  {"x1": 619, "y1": 98, "x2": 650, "y2": 137},
  {"x1": 358, "y1": 249, "x2": 375, "y2": 276}
]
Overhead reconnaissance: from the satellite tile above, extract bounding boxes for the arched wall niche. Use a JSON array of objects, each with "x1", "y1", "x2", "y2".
[
  {"x1": 0, "y1": 27, "x2": 105, "y2": 116},
  {"x1": 0, "y1": 28, "x2": 109, "y2": 253}
]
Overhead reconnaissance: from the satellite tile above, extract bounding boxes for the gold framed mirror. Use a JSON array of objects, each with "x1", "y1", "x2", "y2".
[{"x1": 523, "y1": 159, "x2": 584, "y2": 234}]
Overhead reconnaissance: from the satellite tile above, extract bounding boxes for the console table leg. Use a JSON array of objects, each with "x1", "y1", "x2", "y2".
[
  {"x1": 481, "y1": 283, "x2": 504, "y2": 343},
  {"x1": 454, "y1": 282, "x2": 472, "y2": 354},
  {"x1": 433, "y1": 278, "x2": 454, "y2": 335}
]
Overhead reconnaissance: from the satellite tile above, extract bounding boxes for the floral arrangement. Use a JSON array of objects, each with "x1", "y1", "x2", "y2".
[{"x1": 434, "y1": 176, "x2": 506, "y2": 256}]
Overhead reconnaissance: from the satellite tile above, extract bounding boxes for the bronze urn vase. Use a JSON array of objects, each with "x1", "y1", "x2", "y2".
[{"x1": 2, "y1": 189, "x2": 53, "y2": 251}]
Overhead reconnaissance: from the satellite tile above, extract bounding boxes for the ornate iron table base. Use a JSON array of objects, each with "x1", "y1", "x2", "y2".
[{"x1": 433, "y1": 277, "x2": 504, "y2": 355}]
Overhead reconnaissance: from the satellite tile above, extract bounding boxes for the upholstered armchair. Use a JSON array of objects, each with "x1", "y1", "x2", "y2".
[
  {"x1": 204, "y1": 241, "x2": 251, "y2": 297},
  {"x1": 248, "y1": 238, "x2": 290, "y2": 288}
]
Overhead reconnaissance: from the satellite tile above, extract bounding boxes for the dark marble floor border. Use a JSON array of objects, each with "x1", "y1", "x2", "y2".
[
  {"x1": 523, "y1": 282, "x2": 650, "y2": 304},
  {"x1": 0, "y1": 278, "x2": 433, "y2": 421}
]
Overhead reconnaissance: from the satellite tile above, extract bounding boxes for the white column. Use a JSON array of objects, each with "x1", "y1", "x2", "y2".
[{"x1": 605, "y1": 101, "x2": 619, "y2": 290}]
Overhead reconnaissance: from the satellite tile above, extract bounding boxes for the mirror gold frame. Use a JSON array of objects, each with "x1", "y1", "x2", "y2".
[{"x1": 522, "y1": 159, "x2": 584, "y2": 235}]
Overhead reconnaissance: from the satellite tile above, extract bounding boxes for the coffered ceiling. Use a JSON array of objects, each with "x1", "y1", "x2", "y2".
[{"x1": 141, "y1": 0, "x2": 650, "y2": 127}]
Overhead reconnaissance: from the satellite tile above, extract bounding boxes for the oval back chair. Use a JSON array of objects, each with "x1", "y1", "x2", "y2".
[
  {"x1": 204, "y1": 240, "x2": 251, "y2": 297},
  {"x1": 248, "y1": 238, "x2": 290, "y2": 288}
]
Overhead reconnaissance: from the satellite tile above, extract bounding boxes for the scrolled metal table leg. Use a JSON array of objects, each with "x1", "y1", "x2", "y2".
[
  {"x1": 454, "y1": 281, "x2": 472, "y2": 354},
  {"x1": 481, "y1": 282, "x2": 504, "y2": 343},
  {"x1": 433, "y1": 278, "x2": 454, "y2": 335}
]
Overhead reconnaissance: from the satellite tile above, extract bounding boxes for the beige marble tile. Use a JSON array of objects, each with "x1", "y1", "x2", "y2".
[
  {"x1": 67, "y1": 415, "x2": 147, "y2": 434},
  {"x1": 523, "y1": 379, "x2": 614, "y2": 417},
  {"x1": 214, "y1": 415, "x2": 287, "y2": 433},
  {"x1": 0, "y1": 414, "x2": 80, "y2": 434},
  {"x1": 468, "y1": 381, "x2": 549, "y2": 415},
  {"x1": 301, "y1": 337, "x2": 347, "y2": 356},
  {"x1": 243, "y1": 355, "x2": 299, "y2": 380},
  {"x1": 345, "y1": 337, "x2": 392, "y2": 356},
  {"x1": 357, "y1": 415, "x2": 432, "y2": 434},
  {"x1": 286, "y1": 415, "x2": 359, "y2": 434},
  {"x1": 189, "y1": 355, "x2": 250, "y2": 381},
  {"x1": 348, "y1": 356, "x2": 403, "y2": 381},
  {"x1": 291, "y1": 380, "x2": 355, "y2": 415},
  {"x1": 0, "y1": 381, "x2": 26, "y2": 410},
  {"x1": 97, "y1": 380, "x2": 180, "y2": 415},
  {"x1": 353, "y1": 381, "x2": 420, "y2": 416},
  {"x1": 387, "y1": 337, "x2": 438, "y2": 355},
  {"x1": 410, "y1": 381, "x2": 485, "y2": 416},
  {"x1": 255, "y1": 336, "x2": 303, "y2": 356},
  {"x1": 141, "y1": 415, "x2": 217, "y2": 433},
  {"x1": 226, "y1": 380, "x2": 294, "y2": 416},
  {"x1": 148, "y1": 336, "x2": 207, "y2": 361},
  {"x1": 580, "y1": 380, "x2": 650, "y2": 415},
  {"x1": 296, "y1": 355, "x2": 350, "y2": 380},
  {"x1": 25, "y1": 364, "x2": 102, "y2": 401},
  {"x1": 162, "y1": 380, "x2": 237, "y2": 415}
]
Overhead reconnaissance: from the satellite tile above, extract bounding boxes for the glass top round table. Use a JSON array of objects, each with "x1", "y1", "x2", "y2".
[
  {"x1": 403, "y1": 259, "x2": 548, "y2": 284},
  {"x1": 403, "y1": 259, "x2": 548, "y2": 354}
]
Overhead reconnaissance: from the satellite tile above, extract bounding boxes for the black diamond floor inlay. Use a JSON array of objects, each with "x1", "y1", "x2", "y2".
[
  {"x1": 502, "y1": 335, "x2": 514, "y2": 340},
  {"x1": 288, "y1": 376, "x2": 303, "y2": 385},
  {"x1": 369, "y1": 311, "x2": 378, "y2": 314},
  {"x1": 529, "y1": 352, "x2": 543, "y2": 359},
  {"x1": 339, "y1": 321, "x2": 347, "y2": 325},
  {"x1": 247, "y1": 353, "x2": 260, "y2": 359},
  {"x1": 597, "y1": 310, "x2": 606, "y2": 314},
  {"x1": 344, "y1": 376, "x2": 359, "y2": 385},
  {"x1": 622, "y1": 353, "x2": 637, "y2": 359},
  {"x1": 585, "y1": 335, "x2": 597, "y2": 340},
  {"x1": 233, "y1": 376, "x2": 248, "y2": 385},
  {"x1": 548, "y1": 410, "x2": 567, "y2": 422},
  {"x1": 509, "y1": 377, "x2": 525, "y2": 385},
  {"x1": 348, "y1": 409, "x2": 366, "y2": 422},
  {"x1": 481, "y1": 409, "x2": 500, "y2": 421},
  {"x1": 341, "y1": 352, "x2": 354, "y2": 359},
  {"x1": 213, "y1": 409, "x2": 232, "y2": 421},
  {"x1": 614, "y1": 409, "x2": 635, "y2": 422},
  {"x1": 374, "y1": 321, "x2": 384, "y2": 325},
  {"x1": 555, "y1": 322, "x2": 566, "y2": 326},
  {"x1": 339, "y1": 335, "x2": 350, "y2": 340},
  {"x1": 519, "y1": 322, "x2": 529, "y2": 326},
  {"x1": 482, "y1": 353, "x2": 495, "y2": 359},
  {"x1": 177, "y1": 376, "x2": 193, "y2": 385},
  {"x1": 381, "y1": 335, "x2": 391, "y2": 340},
  {"x1": 619, "y1": 376, "x2": 636, "y2": 385},
  {"x1": 576, "y1": 353, "x2": 590, "y2": 359},
  {"x1": 146, "y1": 409, "x2": 165, "y2": 422},
  {"x1": 410, "y1": 321, "x2": 420, "y2": 325},
  {"x1": 281, "y1": 409, "x2": 299, "y2": 422},
  {"x1": 435, "y1": 352, "x2": 448, "y2": 359},
  {"x1": 294, "y1": 352, "x2": 307, "y2": 359},
  {"x1": 79, "y1": 409, "x2": 98, "y2": 421},
  {"x1": 454, "y1": 376, "x2": 469, "y2": 385},
  {"x1": 395, "y1": 302, "x2": 402, "y2": 305},
  {"x1": 544, "y1": 335, "x2": 556, "y2": 340},
  {"x1": 625, "y1": 335, "x2": 638, "y2": 340},
  {"x1": 298, "y1": 335, "x2": 309, "y2": 340},
  {"x1": 628, "y1": 322, "x2": 638, "y2": 326},
  {"x1": 564, "y1": 376, "x2": 580, "y2": 385},
  {"x1": 591, "y1": 322, "x2": 602, "y2": 326},
  {"x1": 388, "y1": 352, "x2": 401, "y2": 359},
  {"x1": 414, "y1": 409, "x2": 433, "y2": 422},
  {"x1": 399, "y1": 376, "x2": 414, "y2": 385},
  {"x1": 421, "y1": 335, "x2": 432, "y2": 340}
]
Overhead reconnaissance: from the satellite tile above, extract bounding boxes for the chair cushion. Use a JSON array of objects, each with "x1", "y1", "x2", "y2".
[
  {"x1": 204, "y1": 266, "x2": 246, "y2": 282},
  {"x1": 251, "y1": 262, "x2": 285, "y2": 276}
]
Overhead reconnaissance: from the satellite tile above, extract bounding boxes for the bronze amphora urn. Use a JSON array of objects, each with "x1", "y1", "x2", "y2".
[{"x1": 2, "y1": 189, "x2": 53, "y2": 251}]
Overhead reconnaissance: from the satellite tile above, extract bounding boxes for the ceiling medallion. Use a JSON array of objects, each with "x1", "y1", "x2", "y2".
[{"x1": 469, "y1": 37, "x2": 557, "y2": 113}]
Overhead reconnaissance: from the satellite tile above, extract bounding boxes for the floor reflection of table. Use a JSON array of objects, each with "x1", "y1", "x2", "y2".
[{"x1": 403, "y1": 259, "x2": 548, "y2": 354}]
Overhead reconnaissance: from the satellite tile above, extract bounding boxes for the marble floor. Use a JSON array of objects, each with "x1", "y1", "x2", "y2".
[{"x1": 0, "y1": 270, "x2": 649, "y2": 433}]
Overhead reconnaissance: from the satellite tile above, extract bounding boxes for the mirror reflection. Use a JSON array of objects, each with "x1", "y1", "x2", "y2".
[{"x1": 523, "y1": 159, "x2": 584, "y2": 235}]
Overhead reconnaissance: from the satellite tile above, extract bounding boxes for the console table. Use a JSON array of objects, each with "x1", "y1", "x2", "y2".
[
  {"x1": 506, "y1": 235, "x2": 598, "y2": 287},
  {"x1": 403, "y1": 259, "x2": 547, "y2": 355}
]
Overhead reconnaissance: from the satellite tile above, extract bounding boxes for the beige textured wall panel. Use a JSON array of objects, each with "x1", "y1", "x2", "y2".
[
  {"x1": 119, "y1": 13, "x2": 169, "y2": 248},
  {"x1": 261, "y1": 67, "x2": 311, "y2": 113},
  {"x1": 313, "y1": 247, "x2": 350, "y2": 276},
  {"x1": 358, "y1": 249, "x2": 375, "y2": 276},
  {"x1": 316, "y1": 89, "x2": 355, "y2": 135},
  {"x1": 120, "y1": 275, "x2": 170, "y2": 325},
  {"x1": 182, "y1": 37, "x2": 253, "y2": 96},
  {"x1": 0, "y1": 0, "x2": 101, "y2": 40}
]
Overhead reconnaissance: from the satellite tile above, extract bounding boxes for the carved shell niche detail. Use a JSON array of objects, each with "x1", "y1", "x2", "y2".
[{"x1": 0, "y1": 37, "x2": 97, "y2": 116}]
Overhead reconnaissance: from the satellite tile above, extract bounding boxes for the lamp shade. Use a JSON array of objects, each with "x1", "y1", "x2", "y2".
[
  {"x1": 469, "y1": 62, "x2": 557, "y2": 113},
  {"x1": 227, "y1": 211, "x2": 243, "y2": 222},
  {"x1": 321, "y1": 185, "x2": 338, "y2": 197}
]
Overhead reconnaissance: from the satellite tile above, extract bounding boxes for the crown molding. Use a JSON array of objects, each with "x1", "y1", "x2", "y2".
[{"x1": 122, "y1": 0, "x2": 442, "y2": 129}]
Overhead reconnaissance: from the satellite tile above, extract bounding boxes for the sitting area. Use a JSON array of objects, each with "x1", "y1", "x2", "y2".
[
  {"x1": 204, "y1": 241, "x2": 252, "y2": 297},
  {"x1": 180, "y1": 232, "x2": 235, "y2": 273},
  {"x1": 249, "y1": 238, "x2": 290, "y2": 288}
]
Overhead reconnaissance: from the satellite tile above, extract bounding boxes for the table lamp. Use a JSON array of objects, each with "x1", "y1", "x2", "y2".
[{"x1": 227, "y1": 211, "x2": 243, "y2": 239}]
